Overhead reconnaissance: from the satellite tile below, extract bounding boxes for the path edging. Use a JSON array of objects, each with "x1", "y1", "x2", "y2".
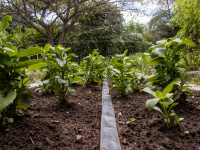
[{"x1": 100, "y1": 78, "x2": 121, "y2": 150}]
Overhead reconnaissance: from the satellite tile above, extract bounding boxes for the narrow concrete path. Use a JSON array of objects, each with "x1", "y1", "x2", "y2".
[{"x1": 100, "y1": 78, "x2": 121, "y2": 150}]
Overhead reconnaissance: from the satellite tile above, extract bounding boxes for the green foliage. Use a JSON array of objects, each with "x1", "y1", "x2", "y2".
[
  {"x1": 143, "y1": 81, "x2": 184, "y2": 128},
  {"x1": 107, "y1": 50, "x2": 138, "y2": 96},
  {"x1": 171, "y1": 0, "x2": 200, "y2": 71},
  {"x1": 171, "y1": 0, "x2": 200, "y2": 41},
  {"x1": 80, "y1": 49, "x2": 106, "y2": 86},
  {"x1": 0, "y1": 16, "x2": 44, "y2": 121},
  {"x1": 144, "y1": 38, "x2": 193, "y2": 96},
  {"x1": 123, "y1": 21, "x2": 152, "y2": 53},
  {"x1": 66, "y1": 4, "x2": 125, "y2": 56},
  {"x1": 129, "y1": 53, "x2": 152, "y2": 84},
  {"x1": 34, "y1": 44, "x2": 83, "y2": 103}
]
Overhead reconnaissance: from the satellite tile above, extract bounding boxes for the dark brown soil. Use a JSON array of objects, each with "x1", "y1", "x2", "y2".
[
  {"x1": 0, "y1": 83, "x2": 102, "y2": 150},
  {"x1": 1, "y1": 81, "x2": 200, "y2": 150},
  {"x1": 109, "y1": 83, "x2": 200, "y2": 150}
]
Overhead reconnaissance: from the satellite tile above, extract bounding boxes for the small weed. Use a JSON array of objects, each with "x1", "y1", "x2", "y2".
[
  {"x1": 126, "y1": 118, "x2": 136, "y2": 124},
  {"x1": 117, "y1": 101, "x2": 120, "y2": 104}
]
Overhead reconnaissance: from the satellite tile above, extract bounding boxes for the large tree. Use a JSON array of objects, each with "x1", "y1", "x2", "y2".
[
  {"x1": 0, "y1": 0, "x2": 138, "y2": 47},
  {"x1": 66, "y1": 3, "x2": 125, "y2": 57},
  {"x1": 143, "y1": 0, "x2": 179, "y2": 43}
]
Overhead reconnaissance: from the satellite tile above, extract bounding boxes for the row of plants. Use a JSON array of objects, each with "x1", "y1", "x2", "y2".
[{"x1": 0, "y1": 15, "x2": 197, "y2": 130}]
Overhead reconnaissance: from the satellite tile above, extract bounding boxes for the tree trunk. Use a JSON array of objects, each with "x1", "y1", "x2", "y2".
[
  {"x1": 46, "y1": 26, "x2": 60, "y2": 58},
  {"x1": 58, "y1": 30, "x2": 66, "y2": 46},
  {"x1": 46, "y1": 26, "x2": 55, "y2": 46}
]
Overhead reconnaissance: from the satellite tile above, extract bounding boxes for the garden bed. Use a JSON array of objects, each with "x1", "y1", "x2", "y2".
[
  {"x1": 0, "y1": 83, "x2": 102, "y2": 150},
  {"x1": 109, "y1": 83, "x2": 200, "y2": 150}
]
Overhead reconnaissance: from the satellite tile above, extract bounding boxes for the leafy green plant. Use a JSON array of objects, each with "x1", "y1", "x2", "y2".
[
  {"x1": 34, "y1": 44, "x2": 83, "y2": 103},
  {"x1": 126, "y1": 118, "x2": 136, "y2": 125},
  {"x1": 80, "y1": 49, "x2": 106, "y2": 86},
  {"x1": 143, "y1": 81, "x2": 184, "y2": 128},
  {"x1": 0, "y1": 16, "x2": 46, "y2": 121},
  {"x1": 107, "y1": 50, "x2": 138, "y2": 96},
  {"x1": 144, "y1": 38, "x2": 194, "y2": 103}
]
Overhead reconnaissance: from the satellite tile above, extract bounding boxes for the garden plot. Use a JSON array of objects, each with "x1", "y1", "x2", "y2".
[
  {"x1": 0, "y1": 84, "x2": 102, "y2": 150},
  {"x1": 108, "y1": 82, "x2": 200, "y2": 150}
]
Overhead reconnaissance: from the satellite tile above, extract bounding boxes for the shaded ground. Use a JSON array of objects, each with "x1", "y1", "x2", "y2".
[
  {"x1": 108, "y1": 82, "x2": 200, "y2": 150},
  {"x1": 0, "y1": 83, "x2": 102, "y2": 150}
]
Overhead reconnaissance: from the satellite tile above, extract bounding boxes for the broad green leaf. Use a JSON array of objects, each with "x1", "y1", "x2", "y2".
[
  {"x1": 146, "y1": 98, "x2": 160, "y2": 111},
  {"x1": 172, "y1": 44, "x2": 186, "y2": 55},
  {"x1": 115, "y1": 54, "x2": 125, "y2": 59},
  {"x1": 44, "y1": 44, "x2": 51, "y2": 52},
  {"x1": 15, "y1": 48, "x2": 42, "y2": 58},
  {"x1": 145, "y1": 74, "x2": 159, "y2": 82},
  {"x1": 162, "y1": 81, "x2": 179, "y2": 98},
  {"x1": 159, "y1": 102, "x2": 171, "y2": 108},
  {"x1": 26, "y1": 63, "x2": 47, "y2": 73},
  {"x1": 172, "y1": 78, "x2": 181, "y2": 82},
  {"x1": 156, "y1": 40, "x2": 167, "y2": 46},
  {"x1": 154, "y1": 106, "x2": 165, "y2": 116},
  {"x1": 176, "y1": 67, "x2": 186, "y2": 72},
  {"x1": 165, "y1": 93, "x2": 173, "y2": 98},
  {"x1": 45, "y1": 60, "x2": 57, "y2": 67},
  {"x1": 16, "y1": 60, "x2": 42, "y2": 68},
  {"x1": 33, "y1": 77, "x2": 43, "y2": 86},
  {"x1": 0, "y1": 90, "x2": 16, "y2": 112},
  {"x1": 113, "y1": 63, "x2": 124, "y2": 70},
  {"x1": 3, "y1": 47, "x2": 15, "y2": 52},
  {"x1": 6, "y1": 44, "x2": 18, "y2": 57},
  {"x1": 151, "y1": 57, "x2": 165, "y2": 64},
  {"x1": 181, "y1": 40, "x2": 196, "y2": 47},
  {"x1": 56, "y1": 58, "x2": 65, "y2": 67},
  {"x1": 58, "y1": 78, "x2": 67, "y2": 84},
  {"x1": 0, "y1": 15, "x2": 12, "y2": 31},
  {"x1": 173, "y1": 38, "x2": 182, "y2": 43},
  {"x1": 163, "y1": 98, "x2": 174, "y2": 104},
  {"x1": 67, "y1": 87, "x2": 75, "y2": 95},
  {"x1": 143, "y1": 53, "x2": 151, "y2": 56},
  {"x1": 143, "y1": 87, "x2": 156, "y2": 97},
  {"x1": 151, "y1": 48, "x2": 166, "y2": 56},
  {"x1": 43, "y1": 79, "x2": 49, "y2": 84},
  {"x1": 70, "y1": 76, "x2": 83, "y2": 85},
  {"x1": 21, "y1": 94, "x2": 30, "y2": 107},
  {"x1": 156, "y1": 91, "x2": 162, "y2": 98},
  {"x1": 94, "y1": 63, "x2": 105, "y2": 68}
]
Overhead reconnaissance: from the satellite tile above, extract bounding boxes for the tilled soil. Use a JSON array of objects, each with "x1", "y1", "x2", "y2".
[
  {"x1": 0, "y1": 83, "x2": 102, "y2": 150},
  {"x1": 1, "y1": 81, "x2": 200, "y2": 150},
  {"x1": 109, "y1": 83, "x2": 200, "y2": 150}
]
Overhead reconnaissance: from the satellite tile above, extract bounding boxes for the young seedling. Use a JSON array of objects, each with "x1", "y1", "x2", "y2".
[
  {"x1": 126, "y1": 118, "x2": 136, "y2": 125},
  {"x1": 143, "y1": 81, "x2": 184, "y2": 128}
]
